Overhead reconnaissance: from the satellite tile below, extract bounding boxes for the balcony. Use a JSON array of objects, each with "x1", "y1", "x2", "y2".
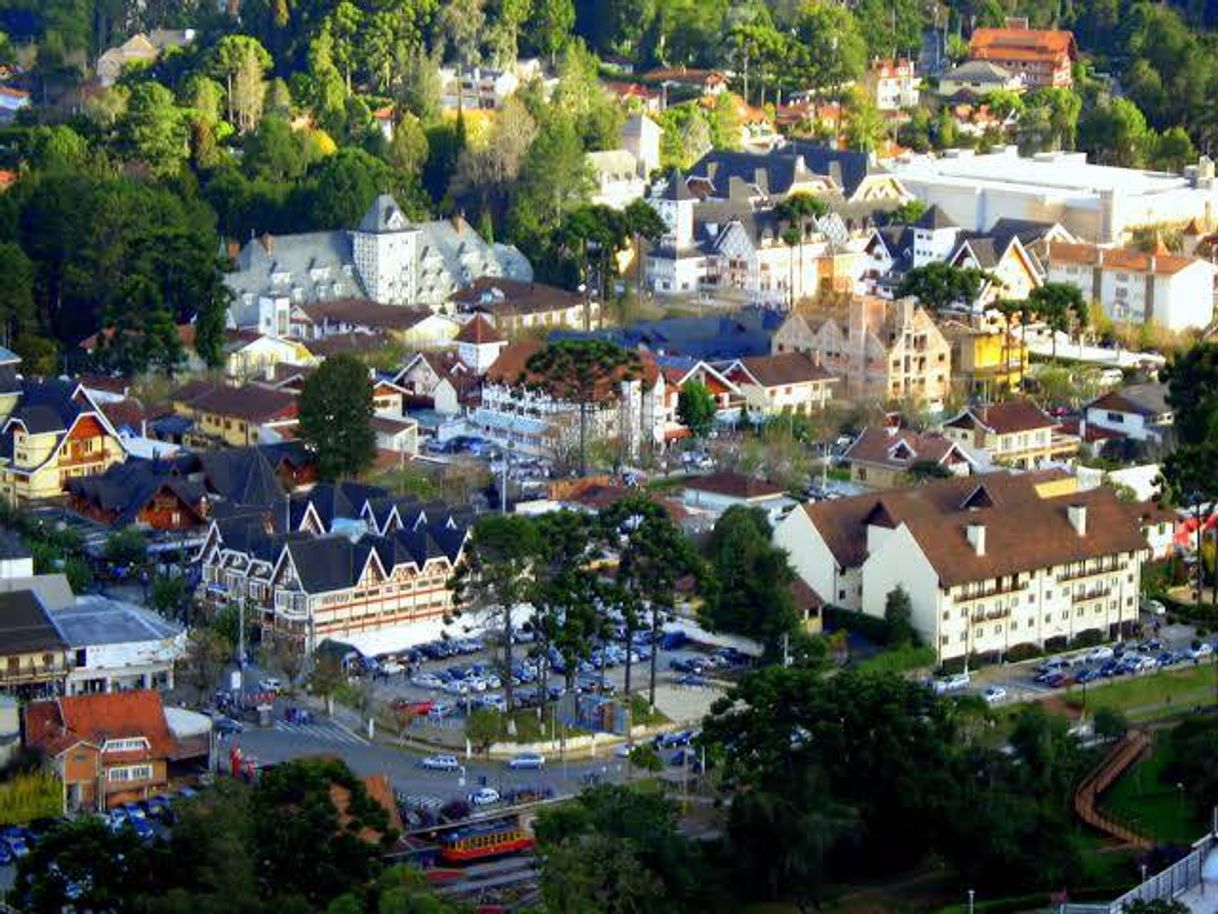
[
  {"x1": 971, "y1": 605, "x2": 1012, "y2": 623},
  {"x1": 1058, "y1": 561, "x2": 1121, "y2": 584},
  {"x1": 0, "y1": 660, "x2": 70, "y2": 685},
  {"x1": 956, "y1": 580, "x2": 1026, "y2": 603},
  {"x1": 1071, "y1": 586, "x2": 1113, "y2": 605}
]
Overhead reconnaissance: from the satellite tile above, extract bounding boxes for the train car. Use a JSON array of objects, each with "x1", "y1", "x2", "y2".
[{"x1": 438, "y1": 820, "x2": 535, "y2": 864}]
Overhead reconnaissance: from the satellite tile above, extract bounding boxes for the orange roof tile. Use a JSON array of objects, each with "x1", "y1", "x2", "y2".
[
  {"x1": 25, "y1": 690, "x2": 176, "y2": 759},
  {"x1": 1047, "y1": 241, "x2": 1198, "y2": 276}
]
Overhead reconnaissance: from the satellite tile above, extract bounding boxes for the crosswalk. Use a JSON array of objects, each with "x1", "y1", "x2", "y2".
[{"x1": 272, "y1": 718, "x2": 370, "y2": 746}]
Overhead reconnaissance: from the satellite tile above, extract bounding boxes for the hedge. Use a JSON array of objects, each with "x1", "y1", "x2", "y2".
[{"x1": 823, "y1": 607, "x2": 890, "y2": 645}]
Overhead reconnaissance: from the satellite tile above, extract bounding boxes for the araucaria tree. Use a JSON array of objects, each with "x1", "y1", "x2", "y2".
[
  {"x1": 449, "y1": 514, "x2": 542, "y2": 712},
  {"x1": 297, "y1": 354, "x2": 376, "y2": 481},
  {"x1": 524, "y1": 340, "x2": 642, "y2": 476}
]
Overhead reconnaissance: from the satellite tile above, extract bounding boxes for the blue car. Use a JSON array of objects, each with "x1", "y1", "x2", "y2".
[
  {"x1": 1075, "y1": 668, "x2": 1101, "y2": 684},
  {"x1": 0, "y1": 841, "x2": 12, "y2": 865},
  {"x1": 126, "y1": 817, "x2": 155, "y2": 841}
]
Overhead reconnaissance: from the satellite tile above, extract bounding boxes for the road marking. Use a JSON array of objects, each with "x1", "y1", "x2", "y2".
[{"x1": 273, "y1": 720, "x2": 370, "y2": 745}]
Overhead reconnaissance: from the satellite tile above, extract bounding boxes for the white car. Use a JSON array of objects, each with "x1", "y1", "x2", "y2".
[
  {"x1": 420, "y1": 754, "x2": 460, "y2": 771},
  {"x1": 931, "y1": 672, "x2": 970, "y2": 695},
  {"x1": 442, "y1": 680, "x2": 468, "y2": 695},
  {"x1": 1191, "y1": 643, "x2": 1214, "y2": 660},
  {"x1": 258, "y1": 677, "x2": 282, "y2": 692},
  {"x1": 468, "y1": 787, "x2": 501, "y2": 807},
  {"x1": 1086, "y1": 646, "x2": 1114, "y2": 663},
  {"x1": 506, "y1": 753, "x2": 545, "y2": 770},
  {"x1": 412, "y1": 673, "x2": 442, "y2": 689},
  {"x1": 1141, "y1": 599, "x2": 1166, "y2": 616},
  {"x1": 982, "y1": 686, "x2": 1008, "y2": 705},
  {"x1": 381, "y1": 661, "x2": 405, "y2": 676}
]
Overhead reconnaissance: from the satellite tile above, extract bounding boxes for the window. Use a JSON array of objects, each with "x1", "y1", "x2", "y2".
[
  {"x1": 107, "y1": 764, "x2": 153, "y2": 783},
  {"x1": 1106, "y1": 412, "x2": 1124, "y2": 423},
  {"x1": 103, "y1": 737, "x2": 150, "y2": 754},
  {"x1": 838, "y1": 589, "x2": 846, "y2": 600}
]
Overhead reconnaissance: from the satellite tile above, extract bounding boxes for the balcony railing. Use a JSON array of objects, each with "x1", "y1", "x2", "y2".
[
  {"x1": 1071, "y1": 586, "x2": 1113, "y2": 605},
  {"x1": 0, "y1": 663, "x2": 70, "y2": 684},
  {"x1": 1058, "y1": 561, "x2": 1120, "y2": 584}
]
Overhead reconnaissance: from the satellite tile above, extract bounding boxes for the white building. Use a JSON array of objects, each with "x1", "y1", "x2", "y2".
[
  {"x1": 866, "y1": 58, "x2": 921, "y2": 111},
  {"x1": 1045, "y1": 241, "x2": 1217, "y2": 331},
  {"x1": 1084, "y1": 384, "x2": 1173, "y2": 444},
  {"x1": 439, "y1": 59, "x2": 547, "y2": 111},
  {"x1": 774, "y1": 473, "x2": 1147, "y2": 661},
  {"x1": 890, "y1": 147, "x2": 1218, "y2": 244},
  {"x1": 52, "y1": 596, "x2": 187, "y2": 695},
  {"x1": 225, "y1": 198, "x2": 532, "y2": 337}
]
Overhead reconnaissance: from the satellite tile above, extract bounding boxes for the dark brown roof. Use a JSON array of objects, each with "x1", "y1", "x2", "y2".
[
  {"x1": 99, "y1": 398, "x2": 146, "y2": 431},
  {"x1": 788, "y1": 576, "x2": 824, "y2": 610},
  {"x1": 370, "y1": 415, "x2": 416, "y2": 435},
  {"x1": 0, "y1": 590, "x2": 67, "y2": 655},
  {"x1": 486, "y1": 342, "x2": 660, "y2": 393},
  {"x1": 299, "y1": 298, "x2": 437, "y2": 331},
  {"x1": 736, "y1": 352, "x2": 836, "y2": 388},
  {"x1": 452, "y1": 277, "x2": 583, "y2": 317},
  {"x1": 801, "y1": 473, "x2": 1147, "y2": 586},
  {"x1": 455, "y1": 315, "x2": 504, "y2": 345},
  {"x1": 174, "y1": 382, "x2": 297, "y2": 423},
  {"x1": 306, "y1": 332, "x2": 390, "y2": 358},
  {"x1": 683, "y1": 471, "x2": 785, "y2": 500},
  {"x1": 844, "y1": 427, "x2": 971, "y2": 470},
  {"x1": 945, "y1": 398, "x2": 1055, "y2": 435}
]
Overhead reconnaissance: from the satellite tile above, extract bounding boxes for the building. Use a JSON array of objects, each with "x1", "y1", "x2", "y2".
[
  {"x1": 454, "y1": 316, "x2": 507, "y2": 374},
  {"x1": 942, "y1": 321, "x2": 1028, "y2": 399},
  {"x1": 727, "y1": 352, "x2": 837, "y2": 417},
  {"x1": 52, "y1": 596, "x2": 187, "y2": 695},
  {"x1": 1045, "y1": 241, "x2": 1217, "y2": 331},
  {"x1": 0, "y1": 375, "x2": 127, "y2": 504},
  {"x1": 843, "y1": 426, "x2": 977, "y2": 488},
  {"x1": 96, "y1": 29, "x2": 196, "y2": 86},
  {"x1": 0, "y1": 590, "x2": 70, "y2": 697},
  {"x1": 589, "y1": 149, "x2": 649, "y2": 210},
  {"x1": 224, "y1": 334, "x2": 316, "y2": 381},
  {"x1": 170, "y1": 381, "x2": 298, "y2": 448},
  {"x1": 866, "y1": 58, "x2": 921, "y2": 111},
  {"x1": 942, "y1": 398, "x2": 1079, "y2": 468},
  {"x1": 774, "y1": 473, "x2": 1146, "y2": 661},
  {"x1": 967, "y1": 25, "x2": 1076, "y2": 89},
  {"x1": 475, "y1": 341, "x2": 664, "y2": 459},
  {"x1": 680, "y1": 472, "x2": 789, "y2": 515},
  {"x1": 438, "y1": 59, "x2": 546, "y2": 110},
  {"x1": 890, "y1": 147, "x2": 1218, "y2": 244},
  {"x1": 225, "y1": 197, "x2": 532, "y2": 335},
  {"x1": 1084, "y1": 383, "x2": 1173, "y2": 445},
  {"x1": 452, "y1": 278, "x2": 598, "y2": 333},
  {"x1": 197, "y1": 485, "x2": 472, "y2": 653},
  {"x1": 68, "y1": 459, "x2": 209, "y2": 530},
  {"x1": 394, "y1": 352, "x2": 478, "y2": 416},
  {"x1": 623, "y1": 114, "x2": 662, "y2": 178},
  {"x1": 24, "y1": 690, "x2": 181, "y2": 811},
  {"x1": 937, "y1": 60, "x2": 1025, "y2": 98},
  {"x1": 583, "y1": 308, "x2": 782, "y2": 361},
  {"x1": 293, "y1": 298, "x2": 459, "y2": 348},
  {"x1": 771, "y1": 297, "x2": 953, "y2": 409}
]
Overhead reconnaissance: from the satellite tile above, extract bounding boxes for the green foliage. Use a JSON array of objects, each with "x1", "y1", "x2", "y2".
[
  {"x1": 1093, "y1": 706, "x2": 1129, "y2": 743},
  {"x1": 103, "y1": 528, "x2": 148, "y2": 567},
  {"x1": 297, "y1": 353, "x2": 377, "y2": 481},
  {"x1": 702, "y1": 506, "x2": 799, "y2": 649},
  {"x1": 883, "y1": 585, "x2": 916, "y2": 647},
  {"x1": 149, "y1": 574, "x2": 190, "y2": 618},
  {"x1": 465, "y1": 707, "x2": 503, "y2": 751},
  {"x1": 676, "y1": 381, "x2": 716, "y2": 438},
  {"x1": 0, "y1": 770, "x2": 62, "y2": 825},
  {"x1": 1165, "y1": 717, "x2": 1218, "y2": 817},
  {"x1": 897, "y1": 262, "x2": 990, "y2": 311}
]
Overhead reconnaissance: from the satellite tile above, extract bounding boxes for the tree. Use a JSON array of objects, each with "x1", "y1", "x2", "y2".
[
  {"x1": 623, "y1": 197, "x2": 667, "y2": 314},
  {"x1": 211, "y1": 36, "x2": 272, "y2": 132},
  {"x1": 243, "y1": 114, "x2": 310, "y2": 182},
  {"x1": 465, "y1": 707, "x2": 502, "y2": 753},
  {"x1": 523, "y1": 340, "x2": 641, "y2": 476},
  {"x1": 0, "y1": 243, "x2": 36, "y2": 348},
  {"x1": 450, "y1": 96, "x2": 538, "y2": 232},
  {"x1": 150, "y1": 575, "x2": 190, "y2": 620},
  {"x1": 511, "y1": 115, "x2": 594, "y2": 242},
  {"x1": 884, "y1": 199, "x2": 927, "y2": 225},
  {"x1": 438, "y1": 0, "x2": 486, "y2": 65},
  {"x1": 1093, "y1": 706, "x2": 1128, "y2": 743},
  {"x1": 119, "y1": 81, "x2": 188, "y2": 178},
  {"x1": 1028, "y1": 282, "x2": 1088, "y2": 360},
  {"x1": 677, "y1": 382, "x2": 716, "y2": 438},
  {"x1": 897, "y1": 262, "x2": 989, "y2": 311},
  {"x1": 104, "y1": 528, "x2": 148, "y2": 568},
  {"x1": 702, "y1": 506, "x2": 800, "y2": 651},
  {"x1": 600, "y1": 496, "x2": 702, "y2": 707},
  {"x1": 884, "y1": 585, "x2": 915, "y2": 647},
  {"x1": 842, "y1": 86, "x2": 885, "y2": 153},
  {"x1": 304, "y1": 23, "x2": 347, "y2": 132},
  {"x1": 788, "y1": 1, "x2": 866, "y2": 93},
  {"x1": 774, "y1": 192, "x2": 829, "y2": 305},
  {"x1": 183, "y1": 626, "x2": 231, "y2": 700},
  {"x1": 530, "y1": 0, "x2": 576, "y2": 65},
  {"x1": 387, "y1": 113, "x2": 429, "y2": 175},
  {"x1": 297, "y1": 354, "x2": 376, "y2": 481},
  {"x1": 450, "y1": 515, "x2": 541, "y2": 712},
  {"x1": 907, "y1": 459, "x2": 953, "y2": 484},
  {"x1": 1078, "y1": 98, "x2": 1153, "y2": 168},
  {"x1": 1152, "y1": 126, "x2": 1197, "y2": 172},
  {"x1": 400, "y1": 47, "x2": 443, "y2": 121}
]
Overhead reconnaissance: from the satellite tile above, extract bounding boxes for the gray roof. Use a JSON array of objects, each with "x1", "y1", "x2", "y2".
[
  {"x1": 0, "y1": 590, "x2": 67, "y2": 654},
  {"x1": 942, "y1": 59, "x2": 1015, "y2": 84},
  {"x1": 659, "y1": 169, "x2": 696, "y2": 202},
  {"x1": 0, "y1": 574, "x2": 74, "y2": 611},
  {"x1": 915, "y1": 205, "x2": 957, "y2": 230},
  {"x1": 415, "y1": 218, "x2": 533, "y2": 302},
  {"x1": 227, "y1": 231, "x2": 365, "y2": 305},
  {"x1": 358, "y1": 194, "x2": 409, "y2": 233},
  {"x1": 52, "y1": 596, "x2": 184, "y2": 647}
]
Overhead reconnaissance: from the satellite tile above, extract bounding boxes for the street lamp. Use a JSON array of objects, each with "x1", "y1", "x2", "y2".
[{"x1": 968, "y1": 888, "x2": 975, "y2": 914}]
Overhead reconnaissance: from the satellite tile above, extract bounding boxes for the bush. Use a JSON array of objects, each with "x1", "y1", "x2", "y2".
[
  {"x1": 1005, "y1": 643, "x2": 1043, "y2": 662},
  {"x1": 1070, "y1": 629, "x2": 1105, "y2": 648},
  {"x1": 858, "y1": 644, "x2": 936, "y2": 674},
  {"x1": 0, "y1": 771, "x2": 62, "y2": 824},
  {"x1": 823, "y1": 607, "x2": 890, "y2": 645}
]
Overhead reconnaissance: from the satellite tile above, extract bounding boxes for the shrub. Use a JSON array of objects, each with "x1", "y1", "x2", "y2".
[
  {"x1": 823, "y1": 607, "x2": 890, "y2": 645},
  {"x1": 858, "y1": 644, "x2": 936, "y2": 674},
  {"x1": 0, "y1": 770, "x2": 62, "y2": 824},
  {"x1": 1070, "y1": 629, "x2": 1105, "y2": 648},
  {"x1": 1005, "y1": 643, "x2": 1043, "y2": 662}
]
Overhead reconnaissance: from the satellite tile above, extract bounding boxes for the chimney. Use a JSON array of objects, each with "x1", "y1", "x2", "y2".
[
  {"x1": 966, "y1": 522, "x2": 986, "y2": 556},
  {"x1": 1067, "y1": 504, "x2": 1087, "y2": 536}
]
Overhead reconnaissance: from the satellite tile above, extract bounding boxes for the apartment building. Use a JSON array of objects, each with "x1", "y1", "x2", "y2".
[
  {"x1": 774, "y1": 473, "x2": 1147, "y2": 661},
  {"x1": 1045, "y1": 241, "x2": 1217, "y2": 331},
  {"x1": 942, "y1": 398, "x2": 1080, "y2": 468},
  {"x1": 967, "y1": 25, "x2": 1076, "y2": 89},
  {"x1": 865, "y1": 58, "x2": 921, "y2": 111},
  {"x1": 771, "y1": 297, "x2": 952, "y2": 409},
  {"x1": 198, "y1": 483, "x2": 472, "y2": 653}
]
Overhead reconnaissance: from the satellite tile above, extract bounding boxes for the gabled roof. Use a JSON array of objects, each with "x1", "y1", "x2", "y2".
[
  {"x1": 1046, "y1": 241, "x2": 1202, "y2": 276},
  {"x1": 67, "y1": 459, "x2": 207, "y2": 527},
  {"x1": 357, "y1": 194, "x2": 410, "y2": 233},
  {"x1": 914, "y1": 205, "x2": 957, "y2": 230},
  {"x1": 944, "y1": 398, "x2": 1055, "y2": 435},
  {"x1": 173, "y1": 381, "x2": 297, "y2": 424},
  {"x1": 844, "y1": 427, "x2": 976, "y2": 470},
  {"x1": 659, "y1": 168, "x2": 696, "y2": 202},
  {"x1": 299, "y1": 298, "x2": 440, "y2": 332},
  {"x1": 24, "y1": 690, "x2": 176, "y2": 759},
  {"x1": 969, "y1": 27, "x2": 1076, "y2": 63},
  {"x1": 199, "y1": 447, "x2": 288, "y2": 507},
  {"x1": 734, "y1": 352, "x2": 836, "y2": 388},
  {"x1": 683, "y1": 472, "x2": 785, "y2": 500},
  {"x1": 451, "y1": 277, "x2": 583, "y2": 317},
  {"x1": 1087, "y1": 383, "x2": 1170, "y2": 418}
]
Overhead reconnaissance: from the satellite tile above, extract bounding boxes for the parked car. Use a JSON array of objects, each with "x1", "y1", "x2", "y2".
[
  {"x1": 506, "y1": 753, "x2": 546, "y2": 770},
  {"x1": 932, "y1": 672, "x2": 970, "y2": 694},
  {"x1": 982, "y1": 686, "x2": 1007, "y2": 704},
  {"x1": 258, "y1": 677, "x2": 282, "y2": 692},
  {"x1": 1190, "y1": 642, "x2": 1214, "y2": 661},
  {"x1": 1085, "y1": 646, "x2": 1114, "y2": 663},
  {"x1": 420, "y1": 754, "x2": 460, "y2": 772},
  {"x1": 675, "y1": 673, "x2": 710, "y2": 688},
  {"x1": 381, "y1": 661, "x2": 405, "y2": 676},
  {"x1": 1141, "y1": 598, "x2": 1166, "y2": 616},
  {"x1": 213, "y1": 715, "x2": 244, "y2": 735},
  {"x1": 467, "y1": 787, "x2": 501, "y2": 807}
]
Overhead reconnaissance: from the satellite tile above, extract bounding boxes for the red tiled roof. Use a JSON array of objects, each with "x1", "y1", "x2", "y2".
[
  {"x1": 736, "y1": 352, "x2": 836, "y2": 388},
  {"x1": 24, "y1": 690, "x2": 176, "y2": 760},
  {"x1": 845, "y1": 427, "x2": 970, "y2": 469},
  {"x1": 486, "y1": 342, "x2": 660, "y2": 394},
  {"x1": 683, "y1": 471, "x2": 785, "y2": 500},
  {"x1": 969, "y1": 27, "x2": 1076, "y2": 64},
  {"x1": 455, "y1": 315, "x2": 504, "y2": 345},
  {"x1": 945, "y1": 398, "x2": 1055, "y2": 435},
  {"x1": 1047, "y1": 241, "x2": 1198, "y2": 276}
]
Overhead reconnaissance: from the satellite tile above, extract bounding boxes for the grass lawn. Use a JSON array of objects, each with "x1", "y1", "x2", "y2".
[
  {"x1": 1100, "y1": 737, "x2": 1202, "y2": 845},
  {"x1": 1062, "y1": 664, "x2": 1218, "y2": 719}
]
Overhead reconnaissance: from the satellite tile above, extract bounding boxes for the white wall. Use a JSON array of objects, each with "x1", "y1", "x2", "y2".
[{"x1": 774, "y1": 509, "x2": 859, "y2": 610}]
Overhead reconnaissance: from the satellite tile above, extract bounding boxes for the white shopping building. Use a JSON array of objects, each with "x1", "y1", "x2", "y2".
[
  {"x1": 51, "y1": 596, "x2": 187, "y2": 695},
  {"x1": 890, "y1": 147, "x2": 1218, "y2": 244}
]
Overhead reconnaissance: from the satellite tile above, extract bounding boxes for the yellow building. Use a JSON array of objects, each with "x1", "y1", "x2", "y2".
[
  {"x1": 171, "y1": 380, "x2": 298, "y2": 448},
  {"x1": 943, "y1": 321, "x2": 1027, "y2": 398},
  {"x1": 0, "y1": 368, "x2": 127, "y2": 504}
]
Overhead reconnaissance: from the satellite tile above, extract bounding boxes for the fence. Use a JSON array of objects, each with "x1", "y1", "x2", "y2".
[{"x1": 1060, "y1": 832, "x2": 1216, "y2": 914}]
